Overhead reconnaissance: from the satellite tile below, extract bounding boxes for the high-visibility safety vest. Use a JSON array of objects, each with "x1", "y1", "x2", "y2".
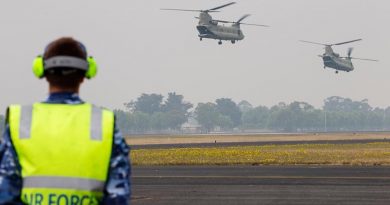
[{"x1": 8, "y1": 103, "x2": 114, "y2": 205}]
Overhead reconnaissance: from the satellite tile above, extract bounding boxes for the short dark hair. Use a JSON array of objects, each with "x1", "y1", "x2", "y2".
[{"x1": 44, "y1": 37, "x2": 87, "y2": 89}]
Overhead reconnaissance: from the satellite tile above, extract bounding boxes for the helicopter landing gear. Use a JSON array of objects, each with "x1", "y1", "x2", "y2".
[
  {"x1": 200, "y1": 38, "x2": 203, "y2": 41},
  {"x1": 231, "y1": 40, "x2": 236, "y2": 44},
  {"x1": 218, "y1": 40, "x2": 222, "y2": 45}
]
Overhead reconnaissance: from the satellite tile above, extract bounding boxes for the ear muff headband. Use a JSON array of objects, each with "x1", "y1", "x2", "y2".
[
  {"x1": 45, "y1": 56, "x2": 89, "y2": 70},
  {"x1": 32, "y1": 56, "x2": 98, "y2": 79}
]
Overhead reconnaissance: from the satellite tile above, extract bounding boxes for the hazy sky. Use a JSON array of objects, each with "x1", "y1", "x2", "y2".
[{"x1": 0, "y1": 0, "x2": 389, "y2": 113}]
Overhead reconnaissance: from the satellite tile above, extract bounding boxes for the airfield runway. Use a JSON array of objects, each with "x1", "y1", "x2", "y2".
[
  {"x1": 131, "y1": 139, "x2": 390, "y2": 150},
  {"x1": 130, "y1": 134, "x2": 390, "y2": 204},
  {"x1": 131, "y1": 166, "x2": 390, "y2": 205}
]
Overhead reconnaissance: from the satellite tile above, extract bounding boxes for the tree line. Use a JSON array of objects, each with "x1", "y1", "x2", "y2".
[
  {"x1": 115, "y1": 92, "x2": 193, "y2": 134},
  {"x1": 114, "y1": 93, "x2": 390, "y2": 135},
  {"x1": 1, "y1": 94, "x2": 389, "y2": 135}
]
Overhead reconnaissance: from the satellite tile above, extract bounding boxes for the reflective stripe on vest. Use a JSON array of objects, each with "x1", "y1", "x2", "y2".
[
  {"x1": 23, "y1": 176, "x2": 105, "y2": 192},
  {"x1": 8, "y1": 103, "x2": 114, "y2": 205},
  {"x1": 18, "y1": 105, "x2": 104, "y2": 141},
  {"x1": 20, "y1": 105, "x2": 33, "y2": 139},
  {"x1": 91, "y1": 105, "x2": 102, "y2": 141}
]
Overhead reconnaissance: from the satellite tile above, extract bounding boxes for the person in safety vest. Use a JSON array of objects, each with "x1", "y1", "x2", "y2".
[{"x1": 0, "y1": 37, "x2": 131, "y2": 205}]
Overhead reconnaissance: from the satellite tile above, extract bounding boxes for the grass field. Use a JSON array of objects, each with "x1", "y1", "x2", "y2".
[{"x1": 131, "y1": 142, "x2": 390, "y2": 166}]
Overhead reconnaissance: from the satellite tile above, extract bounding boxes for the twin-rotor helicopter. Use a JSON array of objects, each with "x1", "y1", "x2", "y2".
[
  {"x1": 161, "y1": 2, "x2": 268, "y2": 45},
  {"x1": 300, "y1": 39, "x2": 378, "y2": 74},
  {"x1": 162, "y1": 2, "x2": 378, "y2": 74}
]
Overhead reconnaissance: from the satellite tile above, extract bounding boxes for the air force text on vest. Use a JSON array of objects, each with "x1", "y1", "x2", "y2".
[{"x1": 24, "y1": 193, "x2": 99, "y2": 205}]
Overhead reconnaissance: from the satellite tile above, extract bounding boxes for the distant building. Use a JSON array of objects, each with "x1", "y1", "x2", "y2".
[{"x1": 181, "y1": 117, "x2": 202, "y2": 134}]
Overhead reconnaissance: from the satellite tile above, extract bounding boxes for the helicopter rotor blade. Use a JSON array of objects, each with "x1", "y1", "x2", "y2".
[
  {"x1": 161, "y1": 2, "x2": 235, "y2": 13},
  {"x1": 208, "y1": 2, "x2": 236, "y2": 11},
  {"x1": 212, "y1": 19, "x2": 232, "y2": 23},
  {"x1": 161, "y1": 8, "x2": 204, "y2": 12},
  {"x1": 333, "y1": 39, "x2": 362, "y2": 46},
  {"x1": 237, "y1": 14, "x2": 251, "y2": 23},
  {"x1": 300, "y1": 40, "x2": 327, "y2": 46},
  {"x1": 212, "y1": 16, "x2": 269, "y2": 27},
  {"x1": 236, "y1": 14, "x2": 269, "y2": 27},
  {"x1": 240, "y1": 23, "x2": 269, "y2": 27},
  {"x1": 350, "y1": 57, "x2": 379, "y2": 62},
  {"x1": 348, "y1": 47, "x2": 354, "y2": 57},
  {"x1": 212, "y1": 20, "x2": 269, "y2": 27}
]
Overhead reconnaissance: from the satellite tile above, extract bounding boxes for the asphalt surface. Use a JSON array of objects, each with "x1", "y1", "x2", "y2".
[
  {"x1": 131, "y1": 139, "x2": 390, "y2": 150},
  {"x1": 131, "y1": 166, "x2": 390, "y2": 205}
]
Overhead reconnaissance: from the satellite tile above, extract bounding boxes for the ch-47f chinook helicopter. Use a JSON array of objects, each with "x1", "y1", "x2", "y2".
[
  {"x1": 161, "y1": 2, "x2": 268, "y2": 45},
  {"x1": 300, "y1": 39, "x2": 378, "y2": 74}
]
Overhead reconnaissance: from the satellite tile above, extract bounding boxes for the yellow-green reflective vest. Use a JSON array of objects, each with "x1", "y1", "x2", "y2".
[{"x1": 8, "y1": 103, "x2": 114, "y2": 205}]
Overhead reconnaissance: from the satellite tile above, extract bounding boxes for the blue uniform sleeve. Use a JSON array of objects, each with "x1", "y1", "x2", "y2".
[
  {"x1": 102, "y1": 118, "x2": 131, "y2": 205},
  {"x1": 0, "y1": 125, "x2": 24, "y2": 205}
]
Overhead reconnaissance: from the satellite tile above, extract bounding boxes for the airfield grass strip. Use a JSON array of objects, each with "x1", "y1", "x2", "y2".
[{"x1": 131, "y1": 142, "x2": 390, "y2": 166}]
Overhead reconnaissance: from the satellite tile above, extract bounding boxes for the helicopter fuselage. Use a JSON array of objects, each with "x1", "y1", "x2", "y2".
[
  {"x1": 162, "y1": 3, "x2": 267, "y2": 45},
  {"x1": 196, "y1": 24, "x2": 244, "y2": 41},
  {"x1": 322, "y1": 54, "x2": 354, "y2": 72},
  {"x1": 196, "y1": 12, "x2": 245, "y2": 44},
  {"x1": 321, "y1": 45, "x2": 354, "y2": 72}
]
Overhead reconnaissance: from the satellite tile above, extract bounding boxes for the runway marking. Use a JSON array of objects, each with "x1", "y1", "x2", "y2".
[{"x1": 133, "y1": 175, "x2": 390, "y2": 180}]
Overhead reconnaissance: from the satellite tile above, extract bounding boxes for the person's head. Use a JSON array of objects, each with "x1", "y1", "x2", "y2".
[{"x1": 40, "y1": 37, "x2": 91, "y2": 93}]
